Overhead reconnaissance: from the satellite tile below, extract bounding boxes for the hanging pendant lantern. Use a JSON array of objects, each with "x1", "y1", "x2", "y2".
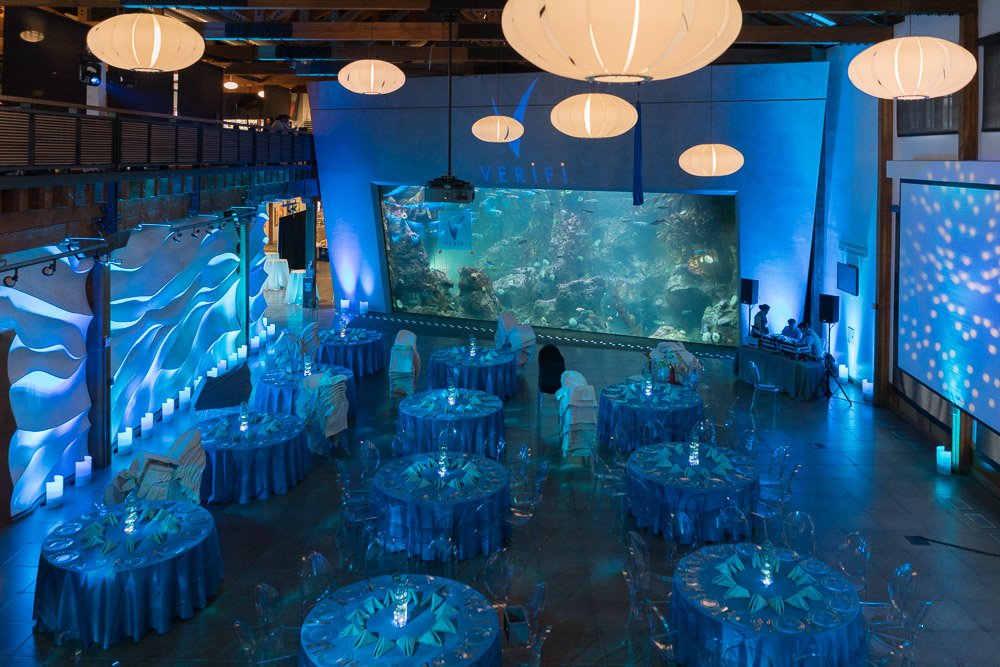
[
  {"x1": 338, "y1": 59, "x2": 405, "y2": 95},
  {"x1": 550, "y1": 93, "x2": 637, "y2": 139},
  {"x1": 848, "y1": 36, "x2": 977, "y2": 100},
  {"x1": 679, "y1": 143, "x2": 743, "y2": 177},
  {"x1": 472, "y1": 115, "x2": 525, "y2": 143},
  {"x1": 502, "y1": 0, "x2": 743, "y2": 83},
  {"x1": 87, "y1": 14, "x2": 204, "y2": 72}
]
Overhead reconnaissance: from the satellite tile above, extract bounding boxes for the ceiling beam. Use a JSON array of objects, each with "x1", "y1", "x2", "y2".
[
  {"x1": 737, "y1": 24, "x2": 891, "y2": 43},
  {"x1": 1, "y1": 0, "x2": 975, "y2": 10}
]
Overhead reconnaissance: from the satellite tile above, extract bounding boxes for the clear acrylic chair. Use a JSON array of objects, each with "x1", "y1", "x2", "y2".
[
  {"x1": 526, "y1": 582, "x2": 548, "y2": 645},
  {"x1": 645, "y1": 602, "x2": 677, "y2": 665},
  {"x1": 863, "y1": 562, "x2": 933, "y2": 664},
  {"x1": 782, "y1": 509, "x2": 817, "y2": 558},
  {"x1": 234, "y1": 582, "x2": 288, "y2": 665},
  {"x1": 836, "y1": 531, "x2": 871, "y2": 595},
  {"x1": 642, "y1": 420, "x2": 671, "y2": 448},
  {"x1": 665, "y1": 511, "x2": 699, "y2": 572},
  {"x1": 713, "y1": 505, "x2": 751, "y2": 544},
  {"x1": 688, "y1": 419, "x2": 717, "y2": 447},
  {"x1": 483, "y1": 549, "x2": 515, "y2": 609},
  {"x1": 625, "y1": 531, "x2": 671, "y2": 618},
  {"x1": 722, "y1": 644, "x2": 773, "y2": 667},
  {"x1": 790, "y1": 652, "x2": 835, "y2": 666},
  {"x1": 298, "y1": 551, "x2": 333, "y2": 620}
]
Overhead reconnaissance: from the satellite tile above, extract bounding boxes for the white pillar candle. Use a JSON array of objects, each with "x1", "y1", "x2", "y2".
[
  {"x1": 360, "y1": 301, "x2": 369, "y2": 314},
  {"x1": 178, "y1": 387, "x2": 191, "y2": 408},
  {"x1": 340, "y1": 299, "x2": 350, "y2": 311},
  {"x1": 119, "y1": 428, "x2": 134, "y2": 455},
  {"x1": 838, "y1": 364, "x2": 848, "y2": 382},
  {"x1": 141, "y1": 412, "x2": 154, "y2": 437},
  {"x1": 218, "y1": 359, "x2": 228, "y2": 373},
  {"x1": 267, "y1": 323, "x2": 276, "y2": 337},
  {"x1": 262, "y1": 316, "x2": 268, "y2": 328},
  {"x1": 250, "y1": 336, "x2": 260, "y2": 353},
  {"x1": 227, "y1": 352, "x2": 238, "y2": 366},
  {"x1": 75, "y1": 456, "x2": 92, "y2": 487},
  {"x1": 162, "y1": 398, "x2": 175, "y2": 422},
  {"x1": 936, "y1": 446, "x2": 952, "y2": 475},
  {"x1": 861, "y1": 379, "x2": 874, "y2": 403},
  {"x1": 45, "y1": 476, "x2": 64, "y2": 509},
  {"x1": 207, "y1": 368, "x2": 218, "y2": 378},
  {"x1": 194, "y1": 376, "x2": 204, "y2": 390},
  {"x1": 238, "y1": 345, "x2": 248, "y2": 361}
]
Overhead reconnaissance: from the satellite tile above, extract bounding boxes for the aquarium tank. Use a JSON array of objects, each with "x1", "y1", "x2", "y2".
[{"x1": 379, "y1": 186, "x2": 739, "y2": 346}]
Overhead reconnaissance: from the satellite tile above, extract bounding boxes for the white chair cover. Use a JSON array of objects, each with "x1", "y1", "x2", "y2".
[
  {"x1": 389, "y1": 330, "x2": 420, "y2": 397},
  {"x1": 509, "y1": 323, "x2": 537, "y2": 367},
  {"x1": 495, "y1": 311, "x2": 518, "y2": 349},
  {"x1": 104, "y1": 429, "x2": 206, "y2": 505},
  {"x1": 296, "y1": 373, "x2": 349, "y2": 451},
  {"x1": 556, "y1": 371, "x2": 588, "y2": 417},
  {"x1": 560, "y1": 385, "x2": 598, "y2": 457},
  {"x1": 301, "y1": 322, "x2": 319, "y2": 360}
]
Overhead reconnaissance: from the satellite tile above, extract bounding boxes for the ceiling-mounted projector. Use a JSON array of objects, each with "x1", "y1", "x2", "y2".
[{"x1": 425, "y1": 174, "x2": 475, "y2": 204}]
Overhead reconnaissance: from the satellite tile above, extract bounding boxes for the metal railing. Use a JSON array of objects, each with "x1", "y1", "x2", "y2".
[{"x1": 0, "y1": 95, "x2": 313, "y2": 172}]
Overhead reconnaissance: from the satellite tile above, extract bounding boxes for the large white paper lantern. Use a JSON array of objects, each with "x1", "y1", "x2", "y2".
[
  {"x1": 472, "y1": 115, "x2": 525, "y2": 143},
  {"x1": 338, "y1": 59, "x2": 406, "y2": 95},
  {"x1": 679, "y1": 143, "x2": 743, "y2": 177},
  {"x1": 550, "y1": 93, "x2": 637, "y2": 139},
  {"x1": 848, "y1": 36, "x2": 977, "y2": 100},
  {"x1": 502, "y1": 0, "x2": 743, "y2": 83},
  {"x1": 87, "y1": 14, "x2": 204, "y2": 72}
]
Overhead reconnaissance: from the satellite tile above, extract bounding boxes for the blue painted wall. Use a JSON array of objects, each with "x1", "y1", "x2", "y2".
[{"x1": 309, "y1": 62, "x2": 829, "y2": 331}]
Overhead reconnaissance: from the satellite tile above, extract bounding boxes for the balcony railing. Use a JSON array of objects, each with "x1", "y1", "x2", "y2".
[{"x1": 0, "y1": 96, "x2": 313, "y2": 172}]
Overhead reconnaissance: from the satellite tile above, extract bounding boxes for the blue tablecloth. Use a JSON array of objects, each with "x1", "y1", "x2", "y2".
[
  {"x1": 317, "y1": 328, "x2": 385, "y2": 376},
  {"x1": 625, "y1": 444, "x2": 759, "y2": 541},
  {"x1": 33, "y1": 500, "x2": 223, "y2": 649},
  {"x1": 372, "y1": 453, "x2": 510, "y2": 561},
  {"x1": 671, "y1": 543, "x2": 865, "y2": 666},
  {"x1": 397, "y1": 389, "x2": 505, "y2": 459},
  {"x1": 598, "y1": 382, "x2": 704, "y2": 450},
  {"x1": 252, "y1": 365, "x2": 357, "y2": 417},
  {"x1": 198, "y1": 412, "x2": 311, "y2": 504},
  {"x1": 427, "y1": 347, "x2": 519, "y2": 400},
  {"x1": 301, "y1": 574, "x2": 500, "y2": 667}
]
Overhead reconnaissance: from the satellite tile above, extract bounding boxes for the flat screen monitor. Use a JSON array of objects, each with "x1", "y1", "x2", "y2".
[{"x1": 836, "y1": 262, "x2": 859, "y2": 296}]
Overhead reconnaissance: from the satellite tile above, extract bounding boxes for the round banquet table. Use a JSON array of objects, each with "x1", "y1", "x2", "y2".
[
  {"x1": 372, "y1": 452, "x2": 510, "y2": 561},
  {"x1": 252, "y1": 365, "x2": 357, "y2": 417},
  {"x1": 263, "y1": 257, "x2": 289, "y2": 290},
  {"x1": 33, "y1": 499, "x2": 223, "y2": 649},
  {"x1": 670, "y1": 543, "x2": 865, "y2": 666},
  {"x1": 317, "y1": 328, "x2": 386, "y2": 377},
  {"x1": 598, "y1": 381, "x2": 704, "y2": 451},
  {"x1": 300, "y1": 574, "x2": 501, "y2": 667},
  {"x1": 625, "y1": 443, "x2": 759, "y2": 542},
  {"x1": 397, "y1": 388, "x2": 505, "y2": 459},
  {"x1": 426, "y1": 347, "x2": 519, "y2": 400},
  {"x1": 198, "y1": 412, "x2": 311, "y2": 504}
]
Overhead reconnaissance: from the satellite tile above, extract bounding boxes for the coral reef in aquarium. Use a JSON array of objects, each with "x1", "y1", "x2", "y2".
[{"x1": 381, "y1": 186, "x2": 738, "y2": 346}]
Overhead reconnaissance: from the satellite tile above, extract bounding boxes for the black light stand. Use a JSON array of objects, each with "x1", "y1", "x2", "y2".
[{"x1": 812, "y1": 322, "x2": 852, "y2": 405}]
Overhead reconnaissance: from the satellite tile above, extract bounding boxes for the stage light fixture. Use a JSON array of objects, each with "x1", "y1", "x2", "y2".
[
  {"x1": 79, "y1": 55, "x2": 102, "y2": 87},
  {"x1": 3, "y1": 270, "x2": 19, "y2": 288},
  {"x1": 19, "y1": 30, "x2": 45, "y2": 43},
  {"x1": 41, "y1": 260, "x2": 57, "y2": 276},
  {"x1": 257, "y1": 89, "x2": 266, "y2": 99}
]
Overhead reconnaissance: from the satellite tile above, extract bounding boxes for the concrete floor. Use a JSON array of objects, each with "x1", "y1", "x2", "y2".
[{"x1": 2, "y1": 302, "x2": 1000, "y2": 665}]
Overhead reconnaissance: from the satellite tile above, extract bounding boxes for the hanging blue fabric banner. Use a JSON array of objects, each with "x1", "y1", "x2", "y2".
[{"x1": 632, "y1": 99, "x2": 644, "y2": 206}]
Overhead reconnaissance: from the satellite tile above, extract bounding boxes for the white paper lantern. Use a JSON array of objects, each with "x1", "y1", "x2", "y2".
[
  {"x1": 471, "y1": 115, "x2": 525, "y2": 143},
  {"x1": 679, "y1": 143, "x2": 744, "y2": 177},
  {"x1": 87, "y1": 14, "x2": 204, "y2": 72},
  {"x1": 338, "y1": 59, "x2": 406, "y2": 95},
  {"x1": 502, "y1": 0, "x2": 743, "y2": 83},
  {"x1": 550, "y1": 93, "x2": 637, "y2": 139},
  {"x1": 848, "y1": 36, "x2": 977, "y2": 100}
]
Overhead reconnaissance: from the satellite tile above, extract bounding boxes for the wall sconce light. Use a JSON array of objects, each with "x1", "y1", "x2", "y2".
[
  {"x1": 41, "y1": 260, "x2": 57, "y2": 276},
  {"x1": 3, "y1": 269, "x2": 18, "y2": 288}
]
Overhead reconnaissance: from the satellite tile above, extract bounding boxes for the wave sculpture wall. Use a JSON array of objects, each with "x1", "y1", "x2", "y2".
[
  {"x1": 0, "y1": 252, "x2": 93, "y2": 517},
  {"x1": 249, "y1": 210, "x2": 269, "y2": 334},
  {"x1": 110, "y1": 227, "x2": 243, "y2": 437}
]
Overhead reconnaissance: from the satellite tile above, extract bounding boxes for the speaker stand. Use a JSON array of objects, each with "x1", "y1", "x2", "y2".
[{"x1": 810, "y1": 323, "x2": 852, "y2": 405}]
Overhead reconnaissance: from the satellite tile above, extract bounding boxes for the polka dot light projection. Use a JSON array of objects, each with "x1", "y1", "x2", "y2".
[{"x1": 897, "y1": 182, "x2": 1000, "y2": 428}]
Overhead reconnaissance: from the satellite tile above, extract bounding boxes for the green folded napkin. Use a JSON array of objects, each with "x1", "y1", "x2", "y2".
[
  {"x1": 373, "y1": 636, "x2": 396, "y2": 659},
  {"x1": 83, "y1": 534, "x2": 105, "y2": 550},
  {"x1": 353, "y1": 630, "x2": 378, "y2": 649},
  {"x1": 158, "y1": 514, "x2": 182, "y2": 534},
  {"x1": 81, "y1": 523, "x2": 105, "y2": 541},
  {"x1": 339, "y1": 619, "x2": 364, "y2": 637},
  {"x1": 726, "y1": 555, "x2": 745, "y2": 572},
  {"x1": 418, "y1": 630, "x2": 443, "y2": 647},
  {"x1": 430, "y1": 592, "x2": 447, "y2": 613},
  {"x1": 684, "y1": 467, "x2": 696, "y2": 478},
  {"x1": 724, "y1": 585, "x2": 750, "y2": 600},
  {"x1": 432, "y1": 616, "x2": 457, "y2": 634},
  {"x1": 126, "y1": 536, "x2": 139, "y2": 553},
  {"x1": 699, "y1": 468, "x2": 712, "y2": 479},
  {"x1": 398, "y1": 635, "x2": 417, "y2": 657},
  {"x1": 712, "y1": 573, "x2": 737, "y2": 588},
  {"x1": 101, "y1": 539, "x2": 119, "y2": 556},
  {"x1": 711, "y1": 464, "x2": 730, "y2": 476},
  {"x1": 785, "y1": 593, "x2": 810, "y2": 611},
  {"x1": 768, "y1": 595, "x2": 785, "y2": 614},
  {"x1": 142, "y1": 508, "x2": 158, "y2": 522},
  {"x1": 149, "y1": 531, "x2": 168, "y2": 546},
  {"x1": 715, "y1": 562, "x2": 734, "y2": 577},
  {"x1": 104, "y1": 512, "x2": 120, "y2": 526},
  {"x1": 798, "y1": 585, "x2": 823, "y2": 601},
  {"x1": 749, "y1": 593, "x2": 767, "y2": 613}
]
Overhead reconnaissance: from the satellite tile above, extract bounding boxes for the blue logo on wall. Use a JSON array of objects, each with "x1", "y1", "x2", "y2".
[{"x1": 492, "y1": 77, "x2": 538, "y2": 158}]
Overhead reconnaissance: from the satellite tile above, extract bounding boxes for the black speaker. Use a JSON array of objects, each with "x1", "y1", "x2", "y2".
[
  {"x1": 819, "y1": 294, "x2": 840, "y2": 324},
  {"x1": 739, "y1": 278, "x2": 759, "y2": 305}
]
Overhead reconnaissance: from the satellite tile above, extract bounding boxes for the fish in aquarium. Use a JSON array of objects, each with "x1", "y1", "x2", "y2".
[{"x1": 380, "y1": 186, "x2": 739, "y2": 346}]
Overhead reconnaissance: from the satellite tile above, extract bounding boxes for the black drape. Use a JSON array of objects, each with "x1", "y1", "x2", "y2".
[{"x1": 278, "y1": 211, "x2": 307, "y2": 270}]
